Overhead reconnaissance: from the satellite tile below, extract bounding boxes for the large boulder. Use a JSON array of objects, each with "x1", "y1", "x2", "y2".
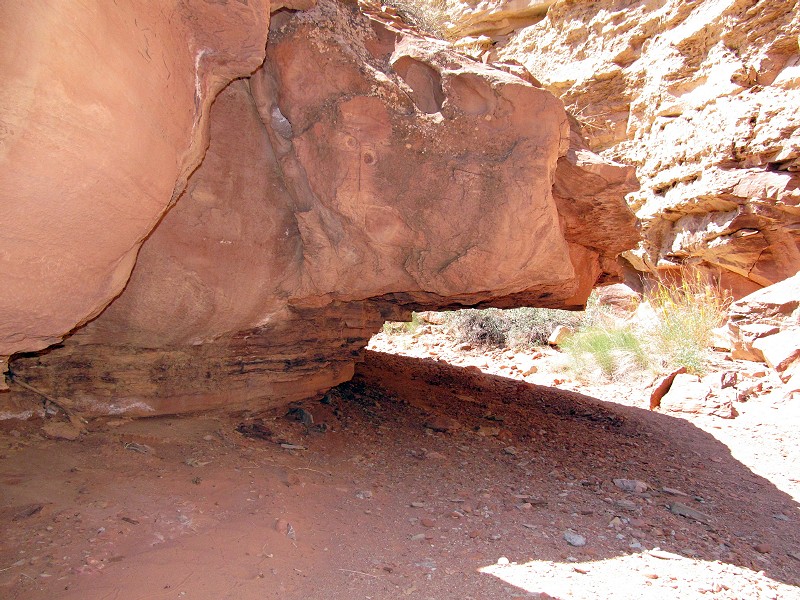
[
  {"x1": 4, "y1": 0, "x2": 638, "y2": 415},
  {"x1": 725, "y1": 272, "x2": 800, "y2": 380},
  {"x1": 0, "y1": 0, "x2": 272, "y2": 360}
]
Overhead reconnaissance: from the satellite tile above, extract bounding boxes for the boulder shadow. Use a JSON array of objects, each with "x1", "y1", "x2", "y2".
[{"x1": 347, "y1": 350, "x2": 800, "y2": 591}]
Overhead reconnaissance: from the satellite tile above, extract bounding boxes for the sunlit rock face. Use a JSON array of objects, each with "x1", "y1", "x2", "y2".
[
  {"x1": 480, "y1": 0, "x2": 800, "y2": 297},
  {"x1": 5, "y1": 0, "x2": 637, "y2": 415},
  {"x1": 0, "y1": 0, "x2": 272, "y2": 360}
]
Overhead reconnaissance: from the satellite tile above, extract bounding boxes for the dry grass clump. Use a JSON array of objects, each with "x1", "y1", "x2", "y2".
[
  {"x1": 563, "y1": 270, "x2": 731, "y2": 380},
  {"x1": 382, "y1": 312, "x2": 421, "y2": 335}
]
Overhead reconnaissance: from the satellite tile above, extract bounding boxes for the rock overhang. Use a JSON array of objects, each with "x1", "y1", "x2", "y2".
[{"x1": 1, "y1": 0, "x2": 639, "y2": 416}]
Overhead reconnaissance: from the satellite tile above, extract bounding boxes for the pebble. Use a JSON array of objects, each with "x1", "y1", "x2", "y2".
[
  {"x1": 497, "y1": 556, "x2": 509, "y2": 565},
  {"x1": 613, "y1": 478, "x2": 648, "y2": 493},
  {"x1": 355, "y1": 490, "x2": 373, "y2": 500},
  {"x1": 503, "y1": 446, "x2": 518, "y2": 455},
  {"x1": 772, "y1": 513, "x2": 789, "y2": 521},
  {"x1": 754, "y1": 543, "x2": 772, "y2": 554},
  {"x1": 563, "y1": 530, "x2": 586, "y2": 547},
  {"x1": 410, "y1": 501, "x2": 426, "y2": 508},
  {"x1": 42, "y1": 421, "x2": 82, "y2": 441},
  {"x1": 421, "y1": 518, "x2": 436, "y2": 528},
  {"x1": 423, "y1": 415, "x2": 461, "y2": 433},
  {"x1": 613, "y1": 499, "x2": 638, "y2": 512},
  {"x1": 669, "y1": 502, "x2": 711, "y2": 524}
]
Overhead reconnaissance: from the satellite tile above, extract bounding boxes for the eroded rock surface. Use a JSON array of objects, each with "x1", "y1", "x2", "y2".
[
  {"x1": 5, "y1": 0, "x2": 637, "y2": 415},
  {"x1": 474, "y1": 0, "x2": 800, "y2": 295},
  {"x1": 443, "y1": 0, "x2": 555, "y2": 38},
  {"x1": 724, "y1": 272, "x2": 800, "y2": 383},
  {"x1": 0, "y1": 0, "x2": 271, "y2": 359}
]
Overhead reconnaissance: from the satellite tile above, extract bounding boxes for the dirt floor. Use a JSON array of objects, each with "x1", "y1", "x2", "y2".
[{"x1": 1, "y1": 340, "x2": 799, "y2": 599}]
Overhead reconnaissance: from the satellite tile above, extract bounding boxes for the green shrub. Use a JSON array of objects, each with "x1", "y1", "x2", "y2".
[
  {"x1": 562, "y1": 325, "x2": 649, "y2": 379},
  {"x1": 564, "y1": 270, "x2": 730, "y2": 380}
]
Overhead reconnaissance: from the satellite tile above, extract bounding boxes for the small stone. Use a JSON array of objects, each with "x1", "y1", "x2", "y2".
[
  {"x1": 613, "y1": 478, "x2": 648, "y2": 493},
  {"x1": 661, "y1": 487, "x2": 688, "y2": 497},
  {"x1": 355, "y1": 490, "x2": 373, "y2": 500},
  {"x1": 613, "y1": 499, "x2": 638, "y2": 512},
  {"x1": 410, "y1": 501, "x2": 426, "y2": 508},
  {"x1": 420, "y1": 518, "x2": 436, "y2": 528},
  {"x1": 42, "y1": 421, "x2": 81, "y2": 441},
  {"x1": 754, "y1": 543, "x2": 772, "y2": 554},
  {"x1": 649, "y1": 549, "x2": 679, "y2": 560},
  {"x1": 410, "y1": 533, "x2": 426, "y2": 541},
  {"x1": 548, "y1": 325, "x2": 573, "y2": 346},
  {"x1": 573, "y1": 566, "x2": 590, "y2": 574},
  {"x1": 503, "y1": 446, "x2": 518, "y2": 455},
  {"x1": 772, "y1": 513, "x2": 789, "y2": 521},
  {"x1": 563, "y1": 530, "x2": 586, "y2": 547},
  {"x1": 424, "y1": 415, "x2": 461, "y2": 433},
  {"x1": 274, "y1": 518, "x2": 290, "y2": 534},
  {"x1": 669, "y1": 502, "x2": 711, "y2": 524},
  {"x1": 496, "y1": 556, "x2": 509, "y2": 565}
]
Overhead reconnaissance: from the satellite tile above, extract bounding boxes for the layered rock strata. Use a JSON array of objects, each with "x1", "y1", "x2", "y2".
[
  {"x1": 459, "y1": 0, "x2": 800, "y2": 296},
  {"x1": 5, "y1": 0, "x2": 637, "y2": 415}
]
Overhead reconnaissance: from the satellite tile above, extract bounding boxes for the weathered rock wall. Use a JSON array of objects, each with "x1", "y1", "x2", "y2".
[
  {"x1": 460, "y1": 0, "x2": 800, "y2": 296},
  {"x1": 0, "y1": 0, "x2": 272, "y2": 362},
  {"x1": 3, "y1": 0, "x2": 637, "y2": 416}
]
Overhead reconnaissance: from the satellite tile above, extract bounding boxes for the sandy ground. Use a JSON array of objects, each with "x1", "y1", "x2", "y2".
[{"x1": 1, "y1": 332, "x2": 799, "y2": 599}]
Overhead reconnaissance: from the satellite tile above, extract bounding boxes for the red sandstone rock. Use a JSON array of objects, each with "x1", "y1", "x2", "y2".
[
  {"x1": 0, "y1": 0, "x2": 271, "y2": 358},
  {"x1": 5, "y1": 0, "x2": 638, "y2": 415}
]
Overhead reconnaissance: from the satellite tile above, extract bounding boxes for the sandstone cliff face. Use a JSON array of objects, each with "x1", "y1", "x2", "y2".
[
  {"x1": 3, "y1": 0, "x2": 637, "y2": 415},
  {"x1": 461, "y1": 0, "x2": 800, "y2": 296}
]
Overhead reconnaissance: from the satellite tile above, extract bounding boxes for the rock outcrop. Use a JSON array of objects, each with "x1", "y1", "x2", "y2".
[
  {"x1": 443, "y1": 0, "x2": 554, "y2": 38},
  {"x1": 460, "y1": 0, "x2": 800, "y2": 296},
  {"x1": 0, "y1": 0, "x2": 272, "y2": 359},
  {"x1": 724, "y1": 272, "x2": 800, "y2": 386},
  {"x1": 3, "y1": 0, "x2": 637, "y2": 416}
]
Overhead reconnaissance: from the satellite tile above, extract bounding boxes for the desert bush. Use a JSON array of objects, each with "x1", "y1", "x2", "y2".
[
  {"x1": 562, "y1": 325, "x2": 649, "y2": 379},
  {"x1": 643, "y1": 270, "x2": 731, "y2": 374},
  {"x1": 382, "y1": 0, "x2": 451, "y2": 39},
  {"x1": 446, "y1": 307, "x2": 580, "y2": 350},
  {"x1": 446, "y1": 308, "x2": 508, "y2": 347}
]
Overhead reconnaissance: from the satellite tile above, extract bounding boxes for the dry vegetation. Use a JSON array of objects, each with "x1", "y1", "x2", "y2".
[
  {"x1": 386, "y1": 272, "x2": 732, "y2": 382},
  {"x1": 381, "y1": 0, "x2": 452, "y2": 38}
]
